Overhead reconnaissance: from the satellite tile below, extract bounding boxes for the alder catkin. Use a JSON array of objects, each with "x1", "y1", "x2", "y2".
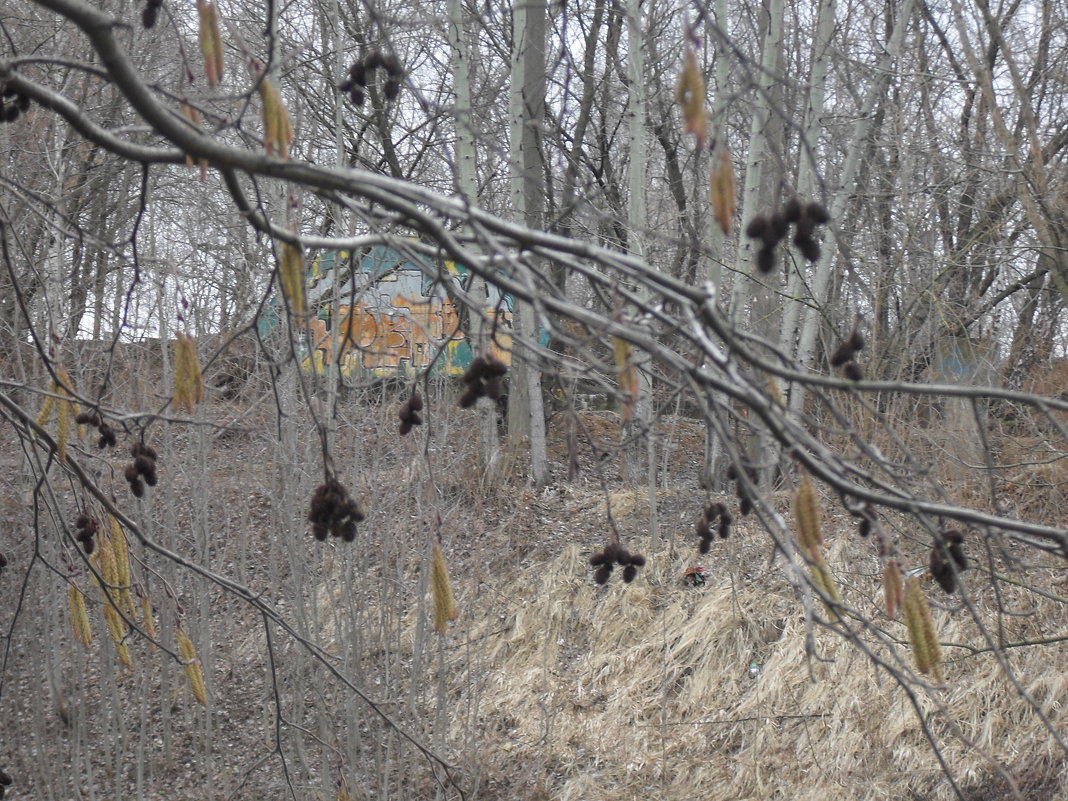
[
  {"x1": 793, "y1": 473, "x2": 822, "y2": 556},
  {"x1": 68, "y1": 584, "x2": 92, "y2": 649},
  {"x1": 430, "y1": 543, "x2": 459, "y2": 635},
  {"x1": 904, "y1": 578, "x2": 943, "y2": 683},
  {"x1": 883, "y1": 559, "x2": 904, "y2": 619},
  {"x1": 176, "y1": 627, "x2": 209, "y2": 706}
]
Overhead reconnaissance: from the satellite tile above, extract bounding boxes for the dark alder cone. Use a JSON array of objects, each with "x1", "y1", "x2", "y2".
[
  {"x1": 142, "y1": 5, "x2": 158, "y2": 28},
  {"x1": 948, "y1": 542, "x2": 967, "y2": 571},
  {"x1": 484, "y1": 376, "x2": 503, "y2": 401},
  {"x1": 381, "y1": 53, "x2": 403, "y2": 77},
  {"x1": 699, "y1": 537, "x2": 712, "y2": 555},
  {"x1": 98, "y1": 425, "x2": 117, "y2": 448},
  {"x1": 483, "y1": 355, "x2": 508, "y2": 377},
  {"x1": 858, "y1": 517, "x2": 871, "y2": 537},
  {"x1": 602, "y1": 542, "x2": 622, "y2": 563},
  {"x1": 76, "y1": 514, "x2": 90, "y2": 528},
  {"x1": 134, "y1": 455, "x2": 155, "y2": 474},
  {"x1": 829, "y1": 338, "x2": 857, "y2": 367},
  {"x1": 794, "y1": 235, "x2": 821, "y2": 262},
  {"x1": 130, "y1": 478, "x2": 145, "y2": 498},
  {"x1": 363, "y1": 51, "x2": 384, "y2": 71},
  {"x1": 726, "y1": 464, "x2": 738, "y2": 481},
  {"x1": 399, "y1": 420, "x2": 413, "y2": 436},
  {"x1": 75, "y1": 412, "x2": 96, "y2": 425},
  {"x1": 593, "y1": 563, "x2": 613, "y2": 584},
  {"x1": 82, "y1": 538, "x2": 95, "y2": 555},
  {"x1": 745, "y1": 215, "x2": 768, "y2": 239},
  {"x1": 350, "y1": 61, "x2": 368, "y2": 87},
  {"x1": 848, "y1": 330, "x2": 865, "y2": 352},
  {"x1": 312, "y1": 522, "x2": 329, "y2": 541},
  {"x1": 0, "y1": 553, "x2": 7, "y2": 568},
  {"x1": 718, "y1": 518, "x2": 731, "y2": 539},
  {"x1": 783, "y1": 197, "x2": 802, "y2": 223},
  {"x1": 696, "y1": 515, "x2": 711, "y2": 539},
  {"x1": 739, "y1": 496, "x2": 752, "y2": 516},
  {"x1": 806, "y1": 201, "x2": 830, "y2": 224},
  {"x1": 383, "y1": 79, "x2": 400, "y2": 101},
  {"x1": 842, "y1": 361, "x2": 864, "y2": 381},
  {"x1": 143, "y1": 467, "x2": 158, "y2": 487},
  {"x1": 589, "y1": 551, "x2": 608, "y2": 567},
  {"x1": 458, "y1": 386, "x2": 480, "y2": 408},
  {"x1": 629, "y1": 553, "x2": 646, "y2": 567},
  {"x1": 622, "y1": 564, "x2": 638, "y2": 583},
  {"x1": 616, "y1": 550, "x2": 632, "y2": 566},
  {"x1": 338, "y1": 78, "x2": 354, "y2": 93},
  {"x1": 768, "y1": 213, "x2": 790, "y2": 242},
  {"x1": 350, "y1": 88, "x2": 365, "y2": 107},
  {"x1": 755, "y1": 248, "x2": 776, "y2": 274},
  {"x1": 408, "y1": 391, "x2": 423, "y2": 412},
  {"x1": 0, "y1": 768, "x2": 10, "y2": 785},
  {"x1": 124, "y1": 464, "x2": 140, "y2": 482}
]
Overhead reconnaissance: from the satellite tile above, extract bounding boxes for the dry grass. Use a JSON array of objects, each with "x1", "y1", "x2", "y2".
[{"x1": 446, "y1": 488, "x2": 1068, "y2": 801}]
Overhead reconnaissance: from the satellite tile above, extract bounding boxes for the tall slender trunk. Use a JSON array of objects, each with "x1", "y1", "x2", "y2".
[{"x1": 508, "y1": 0, "x2": 548, "y2": 485}]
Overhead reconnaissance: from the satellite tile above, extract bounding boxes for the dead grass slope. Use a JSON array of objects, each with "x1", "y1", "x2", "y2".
[{"x1": 447, "y1": 489, "x2": 1068, "y2": 801}]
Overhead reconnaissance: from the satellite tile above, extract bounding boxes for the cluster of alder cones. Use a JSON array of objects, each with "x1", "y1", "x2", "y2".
[
  {"x1": 745, "y1": 199, "x2": 830, "y2": 274},
  {"x1": 930, "y1": 529, "x2": 968, "y2": 593},
  {"x1": 829, "y1": 323, "x2": 866, "y2": 381},
  {"x1": 726, "y1": 462, "x2": 756, "y2": 516},
  {"x1": 124, "y1": 443, "x2": 159, "y2": 498},
  {"x1": 589, "y1": 542, "x2": 646, "y2": 584},
  {"x1": 695, "y1": 502, "x2": 731, "y2": 553},
  {"x1": 308, "y1": 478, "x2": 365, "y2": 541},
  {"x1": 75, "y1": 410, "x2": 117, "y2": 448},
  {"x1": 339, "y1": 51, "x2": 404, "y2": 106},
  {"x1": 74, "y1": 513, "x2": 99, "y2": 554},
  {"x1": 141, "y1": 0, "x2": 163, "y2": 28},
  {"x1": 0, "y1": 82, "x2": 31, "y2": 123},
  {"x1": 397, "y1": 391, "x2": 423, "y2": 435},
  {"x1": 459, "y1": 354, "x2": 507, "y2": 407}
]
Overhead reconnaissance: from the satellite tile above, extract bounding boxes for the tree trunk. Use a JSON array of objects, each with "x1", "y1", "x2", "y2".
[{"x1": 508, "y1": 0, "x2": 549, "y2": 485}]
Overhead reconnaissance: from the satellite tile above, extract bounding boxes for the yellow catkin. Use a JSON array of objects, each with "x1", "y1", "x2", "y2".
[
  {"x1": 173, "y1": 335, "x2": 205, "y2": 412},
  {"x1": 258, "y1": 76, "x2": 293, "y2": 159},
  {"x1": 179, "y1": 101, "x2": 209, "y2": 178},
  {"x1": 103, "y1": 602, "x2": 133, "y2": 668},
  {"x1": 278, "y1": 243, "x2": 306, "y2": 317},
  {"x1": 95, "y1": 523, "x2": 118, "y2": 593},
  {"x1": 768, "y1": 377, "x2": 786, "y2": 408},
  {"x1": 883, "y1": 559, "x2": 904, "y2": 619},
  {"x1": 140, "y1": 591, "x2": 157, "y2": 653},
  {"x1": 197, "y1": 0, "x2": 224, "y2": 87},
  {"x1": 793, "y1": 472, "x2": 822, "y2": 556},
  {"x1": 710, "y1": 147, "x2": 736, "y2": 235},
  {"x1": 430, "y1": 543, "x2": 459, "y2": 635},
  {"x1": 56, "y1": 397, "x2": 69, "y2": 462},
  {"x1": 68, "y1": 583, "x2": 92, "y2": 649},
  {"x1": 109, "y1": 515, "x2": 137, "y2": 619},
  {"x1": 904, "y1": 578, "x2": 943, "y2": 682},
  {"x1": 35, "y1": 392, "x2": 55, "y2": 427},
  {"x1": 809, "y1": 555, "x2": 840, "y2": 606},
  {"x1": 177, "y1": 627, "x2": 209, "y2": 706}
]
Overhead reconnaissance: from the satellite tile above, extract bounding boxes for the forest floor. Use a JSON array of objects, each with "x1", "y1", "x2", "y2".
[{"x1": 1, "y1": 379, "x2": 1067, "y2": 801}]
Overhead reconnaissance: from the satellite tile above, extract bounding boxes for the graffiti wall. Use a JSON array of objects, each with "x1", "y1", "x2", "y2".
[{"x1": 297, "y1": 245, "x2": 513, "y2": 377}]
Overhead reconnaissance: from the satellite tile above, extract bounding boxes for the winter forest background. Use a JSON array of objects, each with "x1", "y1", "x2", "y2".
[{"x1": 1, "y1": 0, "x2": 1068, "y2": 798}]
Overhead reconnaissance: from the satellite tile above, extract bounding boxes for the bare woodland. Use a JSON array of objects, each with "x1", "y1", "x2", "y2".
[{"x1": 1, "y1": 0, "x2": 1068, "y2": 798}]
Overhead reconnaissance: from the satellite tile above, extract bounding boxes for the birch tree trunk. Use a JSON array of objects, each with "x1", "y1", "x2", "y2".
[
  {"x1": 508, "y1": 0, "x2": 549, "y2": 485},
  {"x1": 728, "y1": 0, "x2": 785, "y2": 487},
  {"x1": 789, "y1": 0, "x2": 916, "y2": 401},
  {"x1": 450, "y1": 0, "x2": 502, "y2": 480}
]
